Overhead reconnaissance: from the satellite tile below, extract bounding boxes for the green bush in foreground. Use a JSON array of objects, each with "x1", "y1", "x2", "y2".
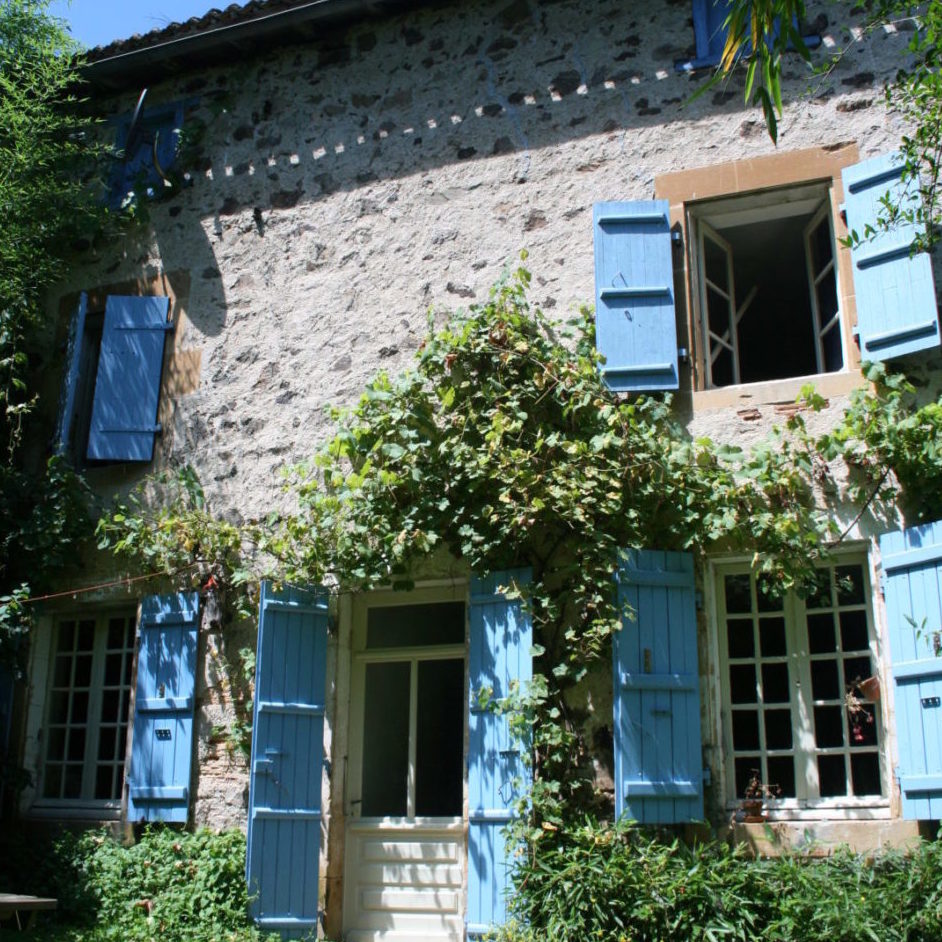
[
  {"x1": 3, "y1": 827, "x2": 275, "y2": 942},
  {"x1": 502, "y1": 819, "x2": 942, "y2": 942}
]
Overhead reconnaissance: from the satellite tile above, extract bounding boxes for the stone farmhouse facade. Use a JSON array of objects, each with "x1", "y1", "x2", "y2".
[{"x1": 4, "y1": 0, "x2": 942, "y2": 939}]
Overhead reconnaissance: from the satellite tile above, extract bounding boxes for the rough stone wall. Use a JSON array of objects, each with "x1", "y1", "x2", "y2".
[{"x1": 44, "y1": 0, "x2": 927, "y2": 837}]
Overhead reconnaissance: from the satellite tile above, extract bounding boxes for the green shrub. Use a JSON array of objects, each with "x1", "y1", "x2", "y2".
[
  {"x1": 506, "y1": 819, "x2": 942, "y2": 942},
  {"x1": 2, "y1": 826, "x2": 276, "y2": 942}
]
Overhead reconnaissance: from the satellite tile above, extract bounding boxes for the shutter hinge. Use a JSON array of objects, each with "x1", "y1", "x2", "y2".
[
  {"x1": 695, "y1": 590, "x2": 703, "y2": 611},
  {"x1": 678, "y1": 347, "x2": 690, "y2": 364},
  {"x1": 702, "y1": 767, "x2": 712, "y2": 787},
  {"x1": 671, "y1": 228, "x2": 682, "y2": 244}
]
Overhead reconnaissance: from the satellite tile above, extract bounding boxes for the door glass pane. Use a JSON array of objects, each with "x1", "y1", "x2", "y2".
[
  {"x1": 361, "y1": 661, "x2": 410, "y2": 816},
  {"x1": 415, "y1": 658, "x2": 464, "y2": 816},
  {"x1": 367, "y1": 603, "x2": 464, "y2": 649}
]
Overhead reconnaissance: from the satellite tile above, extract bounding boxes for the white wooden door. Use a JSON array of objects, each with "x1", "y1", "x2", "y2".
[{"x1": 343, "y1": 590, "x2": 467, "y2": 942}]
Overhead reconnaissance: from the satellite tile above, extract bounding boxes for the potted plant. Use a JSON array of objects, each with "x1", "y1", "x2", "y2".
[{"x1": 737, "y1": 770, "x2": 781, "y2": 823}]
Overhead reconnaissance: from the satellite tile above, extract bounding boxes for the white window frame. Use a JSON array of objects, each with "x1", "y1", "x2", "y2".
[
  {"x1": 688, "y1": 182, "x2": 849, "y2": 391},
  {"x1": 346, "y1": 584, "x2": 468, "y2": 823},
  {"x1": 32, "y1": 609, "x2": 136, "y2": 818},
  {"x1": 710, "y1": 555, "x2": 891, "y2": 819}
]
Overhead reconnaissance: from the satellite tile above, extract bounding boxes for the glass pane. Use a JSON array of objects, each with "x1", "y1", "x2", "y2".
[
  {"x1": 844, "y1": 655, "x2": 872, "y2": 687},
  {"x1": 360, "y1": 661, "x2": 410, "y2": 816},
  {"x1": 804, "y1": 570, "x2": 831, "y2": 609},
  {"x1": 839, "y1": 611, "x2": 869, "y2": 652},
  {"x1": 821, "y1": 317, "x2": 842, "y2": 373},
  {"x1": 734, "y1": 758, "x2": 761, "y2": 799},
  {"x1": 817, "y1": 754, "x2": 847, "y2": 797},
  {"x1": 807, "y1": 613, "x2": 836, "y2": 654},
  {"x1": 95, "y1": 765, "x2": 115, "y2": 801},
  {"x1": 726, "y1": 620, "x2": 754, "y2": 659},
  {"x1": 848, "y1": 704, "x2": 878, "y2": 747},
  {"x1": 766, "y1": 756, "x2": 795, "y2": 798},
  {"x1": 71, "y1": 691, "x2": 89, "y2": 724},
  {"x1": 724, "y1": 575, "x2": 752, "y2": 614},
  {"x1": 415, "y1": 658, "x2": 464, "y2": 816},
  {"x1": 105, "y1": 653, "x2": 123, "y2": 686},
  {"x1": 759, "y1": 618, "x2": 786, "y2": 657},
  {"x1": 755, "y1": 576, "x2": 783, "y2": 613},
  {"x1": 814, "y1": 705, "x2": 844, "y2": 748},
  {"x1": 809, "y1": 214, "x2": 832, "y2": 274},
  {"x1": 761, "y1": 663, "x2": 789, "y2": 703},
  {"x1": 836, "y1": 565, "x2": 864, "y2": 605},
  {"x1": 704, "y1": 235, "x2": 729, "y2": 292},
  {"x1": 732, "y1": 709, "x2": 760, "y2": 750},
  {"x1": 850, "y1": 753, "x2": 882, "y2": 796},
  {"x1": 729, "y1": 664, "x2": 757, "y2": 704},
  {"x1": 49, "y1": 690, "x2": 70, "y2": 725},
  {"x1": 57, "y1": 621, "x2": 75, "y2": 652},
  {"x1": 47, "y1": 727, "x2": 66, "y2": 761},
  {"x1": 367, "y1": 603, "x2": 465, "y2": 649},
  {"x1": 814, "y1": 267, "x2": 838, "y2": 331},
  {"x1": 77, "y1": 620, "x2": 96, "y2": 651},
  {"x1": 53, "y1": 655, "x2": 73, "y2": 688},
  {"x1": 810, "y1": 659, "x2": 840, "y2": 700},
  {"x1": 98, "y1": 726, "x2": 117, "y2": 761},
  {"x1": 764, "y1": 709, "x2": 792, "y2": 750},
  {"x1": 108, "y1": 617, "x2": 127, "y2": 649},
  {"x1": 67, "y1": 727, "x2": 86, "y2": 762},
  {"x1": 63, "y1": 764, "x2": 83, "y2": 799},
  {"x1": 707, "y1": 287, "x2": 731, "y2": 337},
  {"x1": 43, "y1": 764, "x2": 62, "y2": 799},
  {"x1": 711, "y1": 346, "x2": 733, "y2": 388},
  {"x1": 100, "y1": 690, "x2": 120, "y2": 723},
  {"x1": 74, "y1": 655, "x2": 92, "y2": 689}
]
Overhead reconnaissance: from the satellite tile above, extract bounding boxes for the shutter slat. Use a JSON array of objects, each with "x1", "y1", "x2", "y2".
[
  {"x1": 594, "y1": 201, "x2": 679, "y2": 392},
  {"x1": 842, "y1": 153, "x2": 939, "y2": 362},
  {"x1": 246, "y1": 582, "x2": 328, "y2": 940},
  {"x1": 879, "y1": 521, "x2": 942, "y2": 820},
  {"x1": 614, "y1": 550, "x2": 703, "y2": 824},
  {"x1": 467, "y1": 569, "x2": 532, "y2": 939},
  {"x1": 127, "y1": 593, "x2": 198, "y2": 824},
  {"x1": 87, "y1": 295, "x2": 172, "y2": 462}
]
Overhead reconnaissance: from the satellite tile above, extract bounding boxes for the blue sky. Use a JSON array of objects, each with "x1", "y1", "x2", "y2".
[{"x1": 48, "y1": 0, "x2": 222, "y2": 50}]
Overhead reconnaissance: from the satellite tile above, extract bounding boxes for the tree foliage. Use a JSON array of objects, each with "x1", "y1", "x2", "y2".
[{"x1": 0, "y1": 0, "x2": 110, "y2": 665}]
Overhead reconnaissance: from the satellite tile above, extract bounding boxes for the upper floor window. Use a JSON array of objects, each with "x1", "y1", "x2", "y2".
[
  {"x1": 55, "y1": 293, "x2": 174, "y2": 464},
  {"x1": 690, "y1": 183, "x2": 843, "y2": 388},
  {"x1": 594, "y1": 146, "x2": 940, "y2": 397}
]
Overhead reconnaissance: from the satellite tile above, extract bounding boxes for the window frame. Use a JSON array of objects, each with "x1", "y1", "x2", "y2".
[
  {"x1": 687, "y1": 182, "x2": 846, "y2": 390},
  {"x1": 655, "y1": 144, "x2": 866, "y2": 409},
  {"x1": 709, "y1": 554, "x2": 891, "y2": 819},
  {"x1": 33, "y1": 608, "x2": 137, "y2": 819}
]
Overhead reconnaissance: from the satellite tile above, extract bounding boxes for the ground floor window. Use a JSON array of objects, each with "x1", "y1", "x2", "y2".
[
  {"x1": 716, "y1": 560, "x2": 884, "y2": 806},
  {"x1": 41, "y1": 612, "x2": 136, "y2": 804}
]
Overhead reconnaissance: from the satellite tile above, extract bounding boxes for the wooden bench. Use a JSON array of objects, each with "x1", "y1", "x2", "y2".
[{"x1": 0, "y1": 894, "x2": 57, "y2": 931}]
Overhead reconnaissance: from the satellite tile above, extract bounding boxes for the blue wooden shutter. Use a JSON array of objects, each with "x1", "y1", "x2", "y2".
[
  {"x1": 879, "y1": 523, "x2": 942, "y2": 819},
  {"x1": 613, "y1": 550, "x2": 703, "y2": 823},
  {"x1": 842, "y1": 153, "x2": 940, "y2": 361},
  {"x1": 111, "y1": 104, "x2": 182, "y2": 206},
  {"x1": 128, "y1": 592, "x2": 199, "y2": 823},
  {"x1": 677, "y1": 0, "x2": 818, "y2": 71},
  {"x1": 593, "y1": 201, "x2": 678, "y2": 393},
  {"x1": 54, "y1": 292, "x2": 88, "y2": 457},
  {"x1": 468, "y1": 570, "x2": 532, "y2": 938},
  {"x1": 246, "y1": 583, "x2": 328, "y2": 940},
  {"x1": 87, "y1": 295, "x2": 173, "y2": 462}
]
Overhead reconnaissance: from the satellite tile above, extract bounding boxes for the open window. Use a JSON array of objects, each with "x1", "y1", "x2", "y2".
[{"x1": 690, "y1": 183, "x2": 844, "y2": 388}]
